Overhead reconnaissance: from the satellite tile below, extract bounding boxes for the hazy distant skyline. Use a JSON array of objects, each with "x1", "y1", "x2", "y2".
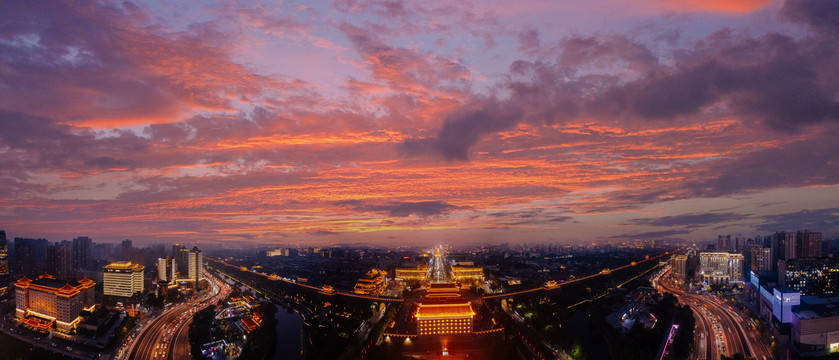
[{"x1": 1, "y1": 0, "x2": 838, "y2": 246}]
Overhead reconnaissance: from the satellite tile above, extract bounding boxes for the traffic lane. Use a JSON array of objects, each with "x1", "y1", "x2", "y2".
[{"x1": 703, "y1": 298, "x2": 746, "y2": 357}]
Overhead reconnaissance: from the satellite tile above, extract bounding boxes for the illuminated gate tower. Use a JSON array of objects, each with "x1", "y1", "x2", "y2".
[{"x1": 415, "y1": 282, "x2": 475, "y2": 336}]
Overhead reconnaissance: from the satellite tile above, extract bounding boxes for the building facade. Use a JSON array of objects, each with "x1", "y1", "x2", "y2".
[
  {"x1": 671, "y1": 254, "x2": 688, "y2": 284},
  {"x1": 451, "y1": 265, "x2": 484, "y2": 281},
  {"x1": 13, "y1": 238, "x2": 49, "y2": 278},
  {"x1": 778, "y1": 258, "x2": 839, "y2": 296},
  {"x1": 797, "y1": 230, "x2": 823, "y2": 258},
  {"x1": 157, "y1": 256, "x2": 177, "y2": 282},
  {"x1": 72, "y1": 236, "x2": 92, "y2": 271},
  {"x1": 0, "y1": 230, "x2": 9, "y2": 294},
  {"x1": 751, "y1": 246, "x2": 773, "y2": 271},
  {"x1": 416, "y1": 282, "x2": 475, "y2": 336},
  {"x1": 187, "y1": 247, "x2": 203, "y2": 282},
  {"x1": 103, "y1": 261, "x2": 144, "y2": 297},
  {"x1": 772, "y1": 231, "x2": 797, "y2": 266},
  {"x1": 791, "y1": 297, "x2": 839, "y2": 355},
  {"x1": 48, "y1": 241, "x2": 74, "y2": 281},
  {"x1": 699, "y1": 252, "x2": 744, "y2": 285},
  {"x1": 718, "y1": 235, "x2": 732, "y2": 252},
  {"x1": 14, "y1": 274, "x2": 95, "y2": 332},
  {"x1": 353, "y1": 268, "x2": 387, "y2": 295},
  {"x1": 395, "y1": 264, "x2": 429, "y2": 281}
]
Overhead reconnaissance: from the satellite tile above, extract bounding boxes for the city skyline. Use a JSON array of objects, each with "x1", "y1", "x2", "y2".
[{"x1": 1, "y1": 0, "x2": 838, "y2": 247}]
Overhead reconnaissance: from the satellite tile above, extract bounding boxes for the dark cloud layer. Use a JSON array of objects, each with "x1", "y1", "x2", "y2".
[
  {"x1": 403, "y1": 0, "x2": 839, "y2": 161},
  {"x1": 757, "y1": 208, "x2": 839, "y2": 234},
  {"x1": 628, "y1": 212, "x2": 751, "y2": 229},
  {"x1": 610, "y1": 229, "x2": 693, "y2": 240},
  {"x1": 336, "y1": 200, "x2": 462, "y2": 217},
  {"x1": 0, "y1": 1, "x2": 274, "y2": 125}
]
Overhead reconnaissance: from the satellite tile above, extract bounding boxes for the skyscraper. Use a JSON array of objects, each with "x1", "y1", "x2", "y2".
[
  {"x1": 796, "y1": 230, "x2": 823, "y2": 258},
  {"x1": 671, "y1": 254, "x2": 688, "y2": 284},
  {"x1": 47, "y1": 241, "x2": 74, "y2": 280},
  {"x1": 771, "y1": 231, "x2": 797, "y2": 268},
  {"x1": 735, "y1": 235, "x2": 746, "y2": 254},
  {"x1": 0, "y1": 230, "x2": 9, "y2": 294},
  {"x1": 157, "y1": 256, "x2": 177, "y2": 282},
  {"x1": 13, "y1": 238, "x2": 49, "y2": 278},
  {"x1": 177, "y1": 246, "x2": 190, "y2": 277},
  {"x1": 120, "y1": 239, "x2": 133, "y2": 259},
  {"x1": 717, "y1": 235, "x2": 732, "y2": 252},
  {"x1": 187, "y1": 246, "x2": 203, "y2": 283},
  {"x1": 750, "y1": 246, "x2": 772, "y2": 271},
  {"x1": 72, "y1": 236, "x2": 92, "y2": 271}
]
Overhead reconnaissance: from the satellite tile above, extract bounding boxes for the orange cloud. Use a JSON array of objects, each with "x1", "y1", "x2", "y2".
[{"x1": 660, "y1": 0, "x2": 771, "y2": 13}]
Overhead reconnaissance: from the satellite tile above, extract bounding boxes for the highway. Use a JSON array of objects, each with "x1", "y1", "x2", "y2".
[
  {"x1": 115, "y1": 270, "x2": 230, "y2": 360},
  {"x1": 484, "y1": 252, "x2": 670, "y2": 300},
  {"x1": 429, "y1": 249, "x2": 453, "y2": 283},
  {"x1": 654, "y1": 269, "x2": 773, "y2": 360}
]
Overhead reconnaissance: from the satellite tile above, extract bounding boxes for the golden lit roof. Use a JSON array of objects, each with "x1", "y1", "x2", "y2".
[
  {"x1": 104, "y1": 261, "x2": 144, "y2": 270},
  {"x1": 16, "y1": 273, "x2": 95, "y2": 295},
  {"x1": 415, "y1": 302, "x2": 475, "y2": 319}
]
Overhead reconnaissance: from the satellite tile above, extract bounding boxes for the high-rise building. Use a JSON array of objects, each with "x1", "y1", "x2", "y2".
[
  {"x1": 93, "y1": 242, "x2": 113, "y2": 263},
  {"x1": 47, "y1": 241, "x2": 74, "y2": 280},
  {"x1": 157, "y1": 256, "x2": 177, "y2": 282},
  {"x1": 177, "y1": 246, "x2": 190, "y2": 277},
  {"x1": 72, "y1": 236, "x2": 92, "y2": 271},
  {"x1": 186, "y1": 247, "x2": 203, "y2": 283},
  {"x1": 13, "y1": 238, "x2": 49, "y2": 278},
  {"x1": 14, "y1": 273, "x2": 95, "y2": 332},
  {"x1": 671, "y1": 254, "x2": 688, "y2": 284},
  {"x1": 750, "y1": 246, "x2": 772, "y2": 271},
  {"x1": 0, "y1": 230, "x2": 9, "y2": 294},
  {"x1": 772, "y1": 231, "x2": 797, "y2": 267},
  {"x1": 119, "y1": 239, "x2": 133, "y2": 260},
  {"x1": 103, "y1": 261, "x2": 144, "y2": 297},
  {"x1": 796, "y1": 230, "x2": 823, "y2": 258},
  {"x1": 735, "y1": 235, "x2": 746, "y2": 254},
  {"x1": 778, "y1": 258, "x2": 838, "y2": 296},
  {"x1": 699, "y1": 252, "x2": 744, "y2": 284},
  {"x1": 718, "y1": 235, "x2": 732, "y2": 252}
]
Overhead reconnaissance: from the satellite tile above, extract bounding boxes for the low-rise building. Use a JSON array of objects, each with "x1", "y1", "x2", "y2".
[
  {"x1": 451, "y1": 265, "x2": 484, "y2": 281},
  {"x1": 395, "y1": 264, "x2": 429, "y2": 281},
  {"x1": 791, "y1": 295, "x2": 839, "y2": 355},
  {"x1": 353, "y1": 268, "x2": 387, "y2": 295},
  {"x1": 416, "y1": 282, "x2": 474, "y2": 336}
]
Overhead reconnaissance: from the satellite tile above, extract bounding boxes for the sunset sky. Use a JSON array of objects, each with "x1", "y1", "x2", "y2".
[{"x1": 1, "y1": 0, "x2": 837, "y2": 247}]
